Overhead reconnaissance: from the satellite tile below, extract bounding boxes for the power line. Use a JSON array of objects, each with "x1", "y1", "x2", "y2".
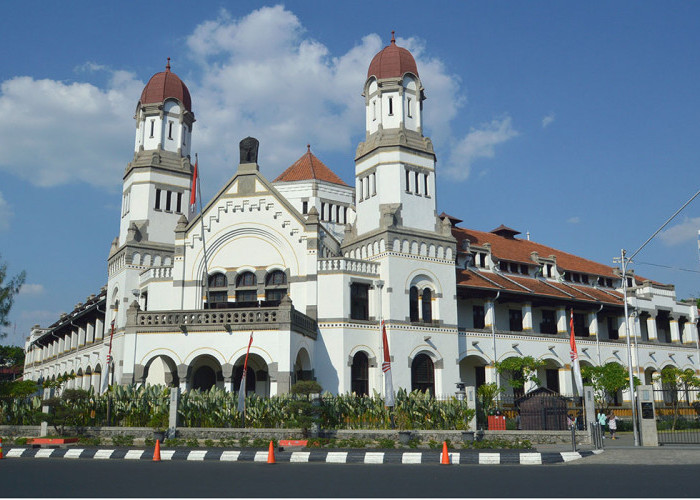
[{"x1": 634, "y1": 261, "x2": 700, "y2": 275}]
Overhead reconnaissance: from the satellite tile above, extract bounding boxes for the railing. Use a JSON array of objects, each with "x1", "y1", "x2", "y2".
[
  {"x1": 139, "y1": 266, "x2": 173, "y2": 285},
  {"x1": 133, "y1": 304, "x2": 317, "y2": 339},
  {"x1": 318, "y1": 257, "x2": 379, "y2": 276}
]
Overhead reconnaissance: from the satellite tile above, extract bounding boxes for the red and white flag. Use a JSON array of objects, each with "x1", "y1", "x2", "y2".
[
  {"x1": 237, "y1": 331, "x2": 254, "y2": 414},
  {"x1": 189, "y1": 159, "x2": 198, "y2": 212},
  {"x1": 569, "y1": 309, "x2": 584, "y2": 396},
  {"x1": 381, "y1": 321, "x2": 395, "y2": 407}
]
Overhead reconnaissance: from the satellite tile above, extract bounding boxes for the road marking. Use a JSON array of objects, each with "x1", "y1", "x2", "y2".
[
  {"x1": 253, "y1": 451, "x2": 268, "y2": 462},
  {"x1": 479, "y1": 453, "x2": 500, "y2": 464},
  {"x1": 325, "y1": 452, "x2": 347, "y2": 463},
  {"x1": 64, "y1": 449, "x2": 84, "y2": 459},
  {"x1": 160, "y1": 450, "x2": 175, "y2": 460},
  {"x1": 6, "y1": 448, "x2": 26, "y2": 458},
  {"x1": 402, "y1": 453, "x2": 422, "y2": 464},
  {"x1": 560, "y1": 452, "x2": 582, "y2": 462},
  {"x1": 364, "y1": 452, "x2": 384, "y2": 464},
  {"x1": 219, "y1": 451, "x2": 240, "y2": 461},
  {"x1": 94, "y1": 449, "x2": 114, "y2": 459},
  {"x1": 290, "y1": 452, "x2": 310, "y2": 463},
  {"x1": 35, "y1": 449, "x2": 54, "y2": 458},
  {"x1": 519, "y1": 453, "x2": 542, "y2": 465},
  {"x1": 187, "y1": 450, "x2": 207, "y2": 461},
  {"x1": 449, "y1": 452, "x2": 460, "y2": 464},
  {"x1": 124, "y1": 450, "x2": 145, "y2": 460}
]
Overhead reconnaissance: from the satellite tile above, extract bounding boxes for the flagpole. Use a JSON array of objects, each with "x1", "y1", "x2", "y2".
[{"x1": 194, "y1": 153, "x2": 211, "y2": 308}]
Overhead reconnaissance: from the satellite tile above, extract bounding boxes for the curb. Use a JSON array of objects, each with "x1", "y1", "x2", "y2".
[{"x1": 3, "y1": 447, "x2": 601, "y2": 465}]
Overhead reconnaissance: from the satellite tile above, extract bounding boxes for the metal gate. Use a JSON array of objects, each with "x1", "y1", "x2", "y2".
[{"x1": 654, "y1": 388, "x2": 700, "y2": 444}]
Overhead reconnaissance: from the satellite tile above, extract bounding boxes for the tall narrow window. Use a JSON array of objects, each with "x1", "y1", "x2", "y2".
[
  {"x1": 421, "y1": 288, "x2": 432, "y2": 323},
  {"x1": 372, "y1": 100, "x2": 377, "y2": 121},
  {"x1": 351, "y1": 352, "x2": 369, "y2": 396},
  {"x1": 302, "y1": 201, "x2": 308, "y2": 214},
  {"x1": 415, "y1": 172, "x2": 420, "y2": 195},
  {"x1": 149, "y1": 120, "x2": 155, "y2": 138},
  {"x1": 407, "y1": 97, "x2": 412, "y2": 118},
  {"x1": 155, "y1": 189, "x2": 161, "y2": 210},
  {"x1": 423, "y1": 174, "x2": 429, "y2": 196},
  {"x1": 509, "y1": 309, "x2": 523, "y2": 332},
  {"x1": 183, "y1": 126, "x2": 187, "y2": 145},
  {"x1": 409, "y1": 286, "x2": 419, "y2": 322},
  {"x1": 236, "y1": 272, "x2": 258, "y2": 305},
  {"x1": 405, "y1": 170, "x2": 411, "y2": 192},
  {"x1": 321, "y1": 202, "x2": 326, "y2": 221},
  {"x1": 176, "y1": 192, "x2": 182, "y2": 213},
  {"x1": 411, "y1": 354, "x2": 435, "y2": 395},
  {"x1": 343, "y1": 207, "x2": 348, "y2": 224},
  {"x1": 336, "y1": 205, "x2": 340, "y2": 222},
  {"x1": 165, "y1": 191, "x2": 172, "y2": 211},
  {"x1": 265, "y1": 270, "x2": 287, "y2": 305},
  {"x1": 388, "y1": 97, "x2": 393, "y2": 115},
  {"x1": 372, "y1": 173, "x2": 376, "y2": 196},
  {"x1": 473, "y1": 305, "x2": 485, "y2": 329},
  {"x1": 365, "y1": 176, "x2": 370, "y2": 199},
  {"x1": 359, "y1": 178, "x2": 364, "y2": 201},
  {"x1": 350, "y1": 283, "x2": 370, "y2": 321},
  {"x1": 168, "y1": 121, "x2": 173, "y2": 140}
]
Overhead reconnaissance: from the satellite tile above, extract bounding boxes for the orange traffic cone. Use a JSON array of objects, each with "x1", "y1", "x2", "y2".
[
  {"x1": 153, "y1": 439, "x2": 161, "y2": 462},
  {"x1": 267, "y1": 440, "x2": 276, "y2": 464},
  {"x1": 440, "y1": 441, "x2": 450, "y2": 465},
  {"x1": 0, "y1": 437, "x2": 4, "y2": 459}
]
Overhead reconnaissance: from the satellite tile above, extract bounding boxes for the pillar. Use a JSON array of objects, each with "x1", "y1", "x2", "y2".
[
  {"x1": 588, "y1": 312, "x2": 599, "y2": 338},
  {"x1": 683, "y1": 321, "x2": 697, "y2": 345},
  {"x1": 556, "y1": 307, "x2": 567, "y2": 334},
  {"x1": 618, "y1": 316, "x2": 628, "y2": 340},
  {"x1": 86, "y1": 322, "x2": 95, "y2": 344},
  {"x1": 559, "y1": 366, "x2": 574, "y2": 396},
  {"x1": 95, "y1": 318, "x2": 104, "y2": 341},
  {"x1": 522, "y1": 302, "x2": 533, "y2": 332},
  {"x1": 669, "y1": 314, "x2": 681, "y2": 343},
  {"x1": 647, "y1": 313, "x2": 658, "y2": 341},
  {"x1": 485, "y1": 300, "x2": 496, "y2": 330},
  {"x1": 78, "y1": 326, "x2": 86, "y2": 347}
]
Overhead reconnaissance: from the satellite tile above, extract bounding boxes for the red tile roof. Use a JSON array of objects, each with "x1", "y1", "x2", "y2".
[
  {"x1": 140, "y1": 58, "x2": 192, "y2": 112},
  {"x1": 274, "y1": 146, "x2": 349, "y2": 186},
  {"x1": 367, "y1": 32, "x2": 419, "y2": 80}
]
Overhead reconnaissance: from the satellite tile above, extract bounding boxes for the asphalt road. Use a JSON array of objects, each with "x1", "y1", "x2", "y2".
[{"x1": 0, "y1": 459, "x2": 696, "y2": 497}]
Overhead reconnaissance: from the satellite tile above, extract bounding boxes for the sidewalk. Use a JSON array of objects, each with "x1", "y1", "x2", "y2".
[{"x1": 536, "y1": 432, "x2": 700, "y2": 465}]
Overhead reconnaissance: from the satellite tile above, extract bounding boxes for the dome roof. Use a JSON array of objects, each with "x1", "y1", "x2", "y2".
[
  {"x1": 139, "y1": 58, "x2": 192, "y2": 112},
  {"x1": 367, "y1": 32, "x2": 419, "y2": 80}
]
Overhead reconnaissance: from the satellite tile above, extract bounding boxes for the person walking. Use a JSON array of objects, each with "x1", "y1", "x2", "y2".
[
  {"x1": 607, "y1": 411, "x2": 618, "y2": 440},
  {"x1": 597, "y1": 410, "x2": 607, "y2": 439}
]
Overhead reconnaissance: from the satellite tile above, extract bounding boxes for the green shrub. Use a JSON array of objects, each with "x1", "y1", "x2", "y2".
[
  {"x1": 407, "y1": 437, "x2": 420, "y2": 449},
  {"x1": 111, "y1": 434, "x2": 134, "y2": 447},
  {"x1": 12, "y1": 436, "x2": 28, "y2": 445},
  {"x1": 428, "y1": 439, "x2": 439, "y2": 449},
  {"x1": 77, "y1": 436, "x2": 101, "y2": 446},
  {"x1": 239, "y1": 437, "x2": 250, "y2": 448},
  {"x1": 164, "y1": 437, "x2": 184, "y2": 447},
  {"x1": 144, "y1": 437, "x2": 155, "y2": 447},
  {"x1": 185, "y1": 438, "x2": 199, "y2": 447},
  {"x1": 204, "y1": 439, "x2": 215, "y2": 447},
  {"x1": 377, "y1": 438, "x2": 395, "y2": 449}
]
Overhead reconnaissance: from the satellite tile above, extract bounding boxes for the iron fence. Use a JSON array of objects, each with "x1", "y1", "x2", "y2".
[
  {"x1": 654, "y1": 388, "x2": 700, "y2": 444},
  {"x1": 475, "y1": 391, "x2": 587, "y2": 431}
]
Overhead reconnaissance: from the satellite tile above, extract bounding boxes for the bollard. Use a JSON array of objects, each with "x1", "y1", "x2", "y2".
[{"x1": 571, "y1": 424, "x2": 577, "y2": 452}]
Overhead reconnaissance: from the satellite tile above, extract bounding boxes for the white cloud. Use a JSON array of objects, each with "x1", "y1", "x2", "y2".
[
  {"x1": 567, "y1": 216, "x2": 581, "y2": 224},
  {"x1": 0, "y1": 70, "x2": 143, "y2": 188},
  {"x1": 444, "y1": 117, "x2": 519, "y2": 181},
  {"x1": 542, "y1": 112, "x2": 555, "y2": 128},
  {"x1": 0, "y1": 191, "x2": 11, "y2": 231},
  {"x1": 19, "y1": 284, "x2": 44, "y2": 296},
  {"x1": 658, "y1": 216, "x2": 700, "y2": 246}
]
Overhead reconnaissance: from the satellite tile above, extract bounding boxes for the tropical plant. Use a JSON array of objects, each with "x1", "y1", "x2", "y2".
[
  {"x1": 476, "y1": 382, "x2": 504, "y2": 416},
  {"x1": 495, "y1": 356, "x2": 545, "y2": 395},
  {"x1": 0, "y1": 255, "x2": 26, "y2": 339},
  {"x1": 581, "y1": 362, "x2": 640, "y2": 412},
  {"x1": 658, "y1": 366, "x2": 700, "y2": 431}
]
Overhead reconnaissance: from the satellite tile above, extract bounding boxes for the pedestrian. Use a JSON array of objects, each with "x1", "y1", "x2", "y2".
[
  {"x1": 567, "y1": 414, "x2": 574, "y2": 429},
  {"x1": 607, "y1": 411, "x2": 618, "y2": 440},
  {"x1": 597, "y1": 410, "x2": 607, "y2": 438}
]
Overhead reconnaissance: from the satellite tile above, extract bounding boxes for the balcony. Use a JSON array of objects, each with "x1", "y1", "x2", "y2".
[
  {"x1": 127, "y1": 296, "x2": 317, "y2": 339},
  {"x1": 318, "y1": 257, "x2": 379, "y2": 276}
]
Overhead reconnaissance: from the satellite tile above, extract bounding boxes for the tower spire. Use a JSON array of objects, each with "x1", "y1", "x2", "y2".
[
  {"x1": 166, "y1": 57, "x2": 171, "y2": 72},
  {"x1": 391, "y1": 31, "x2": 396, "y2": 44}
]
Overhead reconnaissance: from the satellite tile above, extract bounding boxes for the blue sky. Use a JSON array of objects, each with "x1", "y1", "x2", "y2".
[{"x1": 2, "y1": 1, "x2": 700, "y2": 346}]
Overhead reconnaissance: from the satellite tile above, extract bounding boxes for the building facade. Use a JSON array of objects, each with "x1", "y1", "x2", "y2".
[{"x1": 24, "y1": 36, "x2": 700, "y2": 402}]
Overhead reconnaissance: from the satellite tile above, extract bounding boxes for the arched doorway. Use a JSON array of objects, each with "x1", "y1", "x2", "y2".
[
  {"x1": 144, "y1": 355, "x2": 179, "y2": 387},
  {"x1": 351, "y1": 351, "x2": 369, "y2": 396},
  {"x1": 188, "y1": 355, "x2": 223, "y2": 391},
  {"x1": 411, "y1": 353, "x2": 435, "y2": 395},
  {"x1": 294, "y1": 348, "x2": 313, "y2": 383},
  {"x1": 458, "y1": 354, "x2": 489, "y2": 390},
  {"x1": 233, "y1": 353, "x2": 270, "y2": 397}
]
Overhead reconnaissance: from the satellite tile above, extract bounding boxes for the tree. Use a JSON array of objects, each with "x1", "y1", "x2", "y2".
[
  {"x1": 495, "y1": 356, "x2": 546, "y2": 397},
  {"x1": 658, "y1": 366, "x2": 700, "y2": 431},
  {"x1": 0, "y1": 344, "x2": 25, "y2": 367},
  {"x1": 581, "y1": 362, "x2": 640, "y2": 411},
  {"x1": 0, "y1": 254, "x2": 26, "y2": 339}
]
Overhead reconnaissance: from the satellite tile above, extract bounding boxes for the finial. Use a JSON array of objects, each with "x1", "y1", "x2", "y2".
[
  {"x1": 391, "y1": 31, "x2": 396, "y2": 44},
  {"x1": 307, "y1": 144, "x2": 311, "y2": 153},
  {"x1": 166, "y1": 57, "x2": 171, "y2": 72}
]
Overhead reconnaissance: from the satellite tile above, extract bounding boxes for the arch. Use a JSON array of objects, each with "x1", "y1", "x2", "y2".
[
  {"x1": 132, "y1": 253, "x2": 141, "y2": 265},
  {"x1": 351, "y1": 351, "x2": 370, "y2": 396},
  {"x1": 189, "y1": 354, "x2": 223, "y2": 392},
  {"x1": 428, "y1": 244, "x2": 436, "y2": 258},
  {"x1": 402, "y1": 240, "x2": 409, "y2": 253},
  {"x1": 236, "y1": 271, "x2": 256, "y2": 287},
  {"x1": 294, "y1": 348, "x2": 313, "y2": 383},
  {"x1": 411, "y1": 241, "x2": 418, "y2": 255},
  {"x1": 209, "y1": 272, "x2": 227, "y2": 288},
  {"x1": 265, "y1": 269, "x2": 287, "y2": 286},
  {"x1": 163, "y1": 256, "x2": 172, "y2": 266},
  {"x1": 421, "y1": 288, "x2": 432, "y2": 323},
  {"x1": 537, "y1": 357, "x2": 564, "y2": 394},
  {"x1": 437, "y1": 246, "x2": 444, "y2": 259},
  {"x1": 419, "y1": 242, "x2": 427, "y2": 256},
  {"x1": 379, "y1": 239, "x2": 386, "y2": 253},
  {"x1": 445, "y1": 248, "x2": 453, "y2": 260},
  {"x1": 232, "y1": 352, "x2": 269, "y2": 398},
  {"x1": 144, "y1": 354, "x2": 179, "y2": 387},
  {"x1": 393, "y1": 239, "x2": 400, "y2": 252},
  {"x1": 153, "y1": 255, "x2": 162, "y2": 266},
  {"x1": 411, "y1": 353, "x2": 435, "y2": 395},
  {"x1": 409, "y1": 286, "x2": 419, "y2": 322},
  {"x1": 402, "y1": 74, "x2": 417, "y2": 90},
  {"x1": 143, "y1": 254, "x2": 151, "y2": 266},
  {"x1": 458, "y1": 354, "x2": 490, "y2": 389}
]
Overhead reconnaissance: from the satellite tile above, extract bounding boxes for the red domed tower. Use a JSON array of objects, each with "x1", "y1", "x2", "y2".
[
  {"x1": 109, "y1": 60, "x2": 197, "y2": 331},
  {"x1": 352, "y1": 32, "x2": 438, "y2": 236}
]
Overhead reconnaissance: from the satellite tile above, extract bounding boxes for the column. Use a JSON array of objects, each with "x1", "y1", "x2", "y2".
[
  {"x1": 588, "y1": 312, "x2": 599, "y2": 338},
  {"x1": 647, "y1": 313, "x2": 658, "y2": 341},
  {"x1": 522, "y1": 302, "x2": 533, "y2": 332},
  {"x1": 683, "y1": 321, "x2": 697, "y2": 345},
  {"x1": 484, "y1": 364, "x2": 499, "y2": 385},
  {"x1": 87, "y1": 322, "x2": 95, "y2": 344},
  {"x1": 58, "y1": 336, "x2": 65, "y2": 354},
  {"x1": 559, "y1": 366, "x2": 574, "y2": 395},
  {"x1": 95, "y1": 318, "x2": 104, "y2": 341},
  {"x1": 72, "y1": 330, "x2": 78, "y2": 350},
  {"x1": 556, "y1": 307, "x2": 567, "y2": 334},
  {"x1": 485, "y1": 300, "x2": 496, "y2": 330},
  {"x1": 618, "y1": 316, "x2": 628, "y2": 340},
  {"x1": 669, "y1": 314, "x2": 681, "y2": 343},
  {"x1": 78, "y1": 326, "x2": 86, "y2": 347}
]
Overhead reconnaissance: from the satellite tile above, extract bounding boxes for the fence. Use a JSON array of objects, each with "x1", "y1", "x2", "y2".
[
  {"x1": 475, "y1": 391, "x2": 587, "y2": 431},
  {"x1": 654, "y1": 388, "x2": 700, "y2": 444}
]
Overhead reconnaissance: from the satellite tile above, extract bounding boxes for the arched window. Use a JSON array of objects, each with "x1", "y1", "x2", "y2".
[
  {"x1": 236, "y1": 272, "x2": 257, "y2": 305},
  {"x1": 233, "y1": 366, "x2": 256, "y2": 394},
  {"x1": 265, "y1": 270, "x2": 287, "y2": 305},
  {"x1": 411, "y1": 354, "x2": 435, "y2": 395},
  {"x1": 351, "y1": 352, "x2": 369, "y2": 396},
  {"x1": 409, "y1": 286, "x2": 419, "y2": 322},
  {"x1": 206, "y1": 273, "x2": 229, "y2": 309},
  {"x1": 421, "y1": 288, "x2": 432, "y2": 323}
]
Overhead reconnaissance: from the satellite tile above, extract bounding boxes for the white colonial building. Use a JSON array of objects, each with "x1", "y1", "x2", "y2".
[{"x1": 23, "y1": 35, "x2": 700, "y2": 402}]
